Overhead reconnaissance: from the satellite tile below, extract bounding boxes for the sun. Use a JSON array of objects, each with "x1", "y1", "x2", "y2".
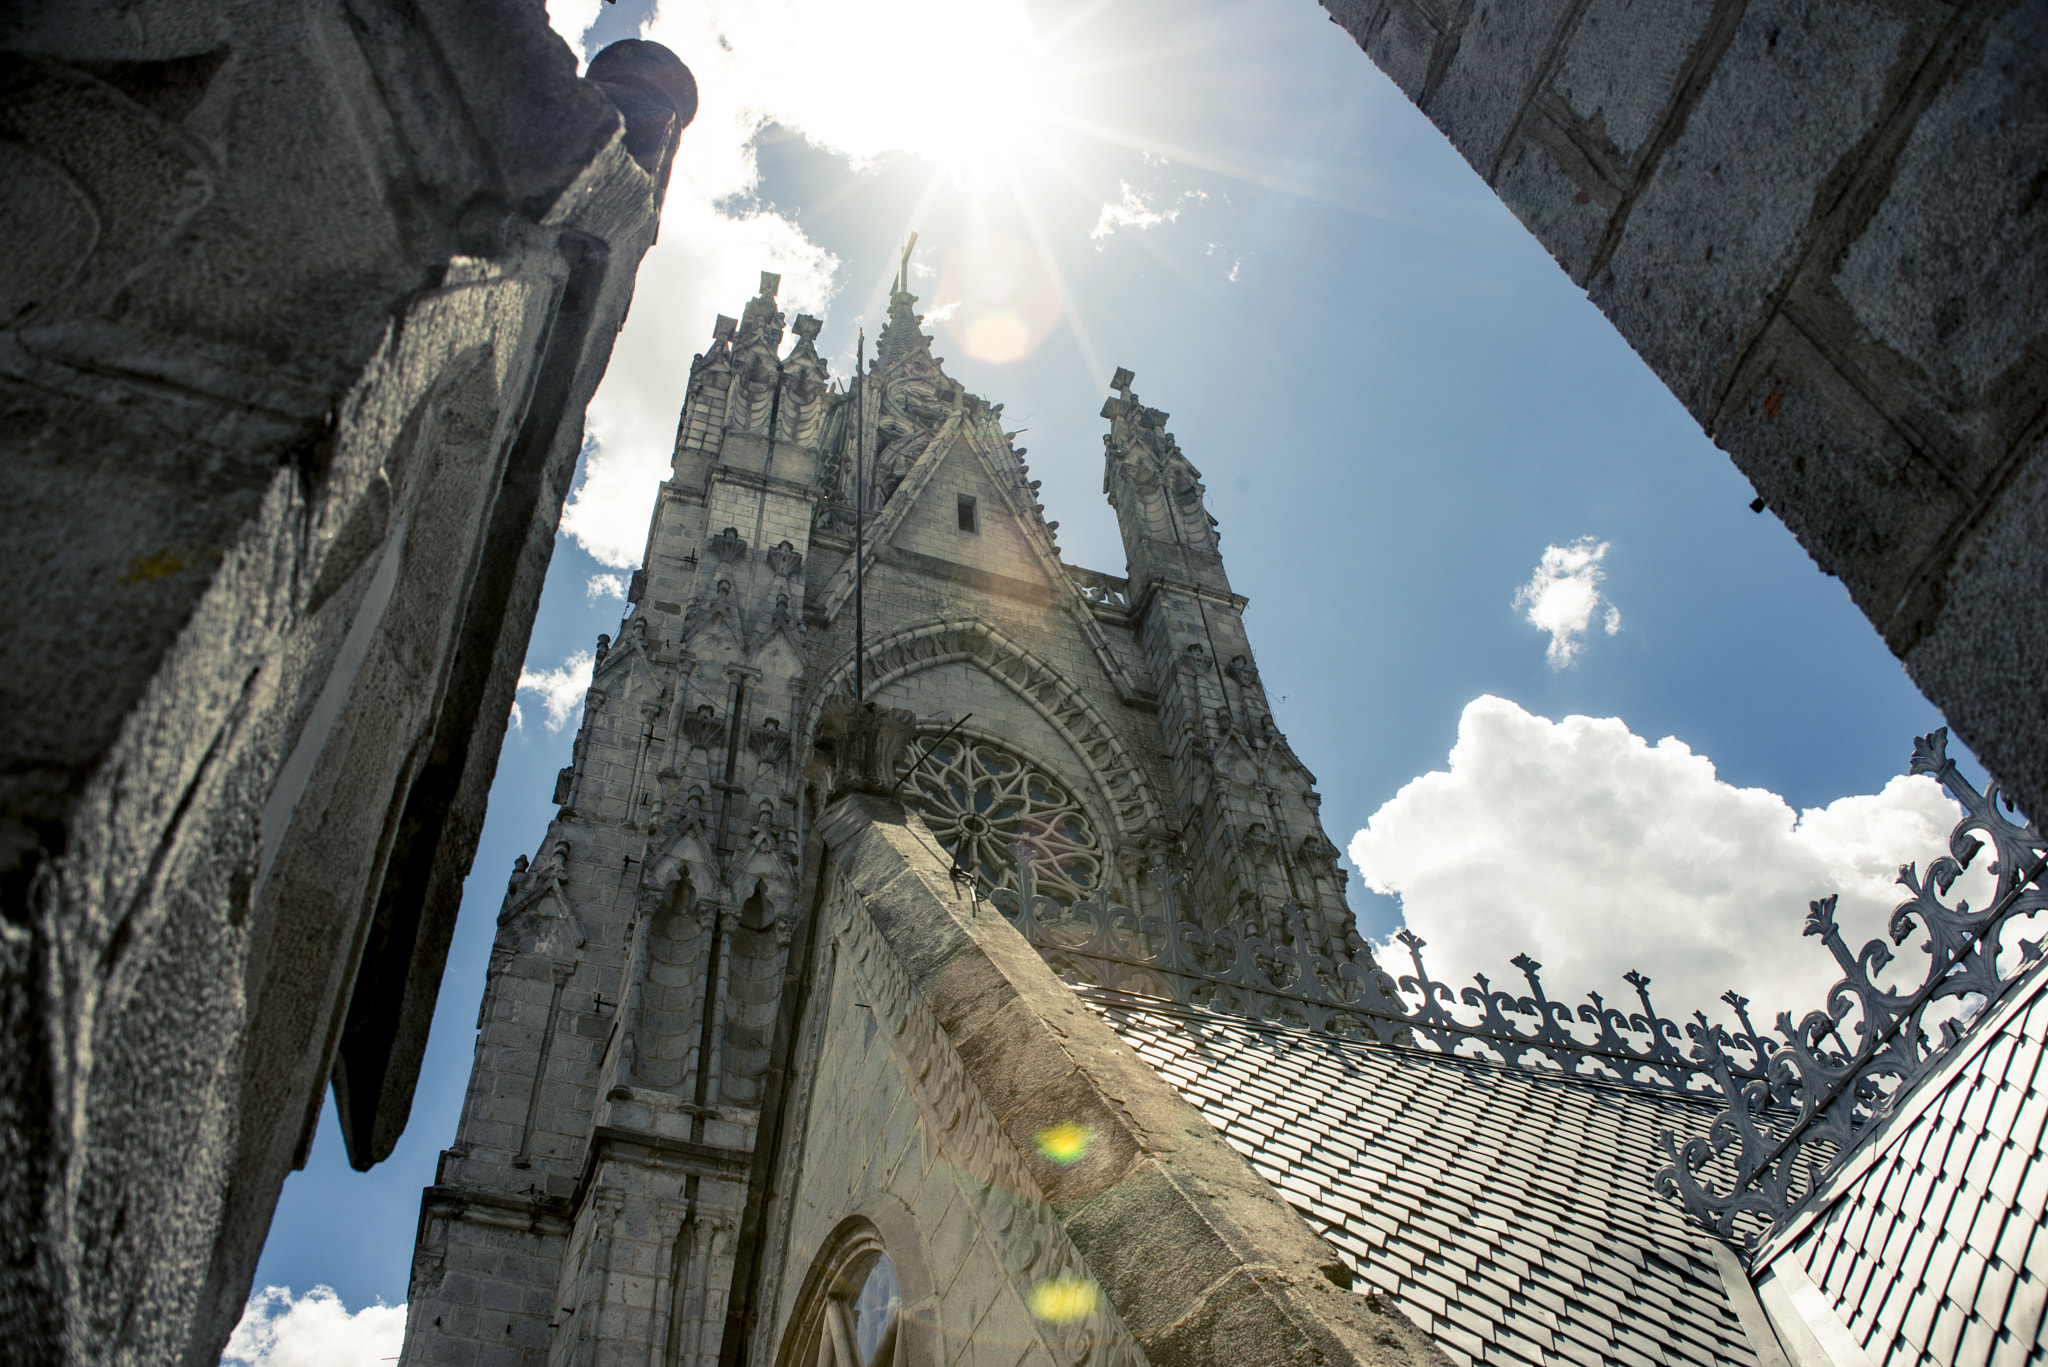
[{"x1": 890, "y1": 14, "x2": 1049, "y2": 179}]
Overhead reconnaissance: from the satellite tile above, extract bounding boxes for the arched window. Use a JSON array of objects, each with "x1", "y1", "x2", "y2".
[
  {"x1": 897, "y1": 735, "x2": 1102, "y2": 904},
  {"x1": 785, "y1": 1223, "x2": 904, "y2": 1367}
]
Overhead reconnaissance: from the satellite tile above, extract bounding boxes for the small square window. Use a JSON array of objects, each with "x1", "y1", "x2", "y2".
[{"x1": 957, "y1": 494, "x2": 979, "y2": 533}]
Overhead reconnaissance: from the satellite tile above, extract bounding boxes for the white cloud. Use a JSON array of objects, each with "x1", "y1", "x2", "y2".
[
  {"x1": 587, "y1": 573, "x2": 627, "y2": 601},
  {"x1": 1513, "y1": 536, "x2": 1620, "y2": 668},
  {"x1": 1349, "y1": 696, "x2": 1985, "y2": 1034},
  {"x1": 517, "y1": 650, "x2": 596, "y2": 733},
  {"x1": 509, "y1": 699, "x2": 524, "y2": 731},
  {"x1": 545, "y1": 0, "x2": 604, "y2": 53},
  {"x1": 1091, "y1": 181, "x2": 1178, "y2": 245},
  {"x1": 557, "y1": 0, "x2": 1049, "y2": 568},
  {"x1": 222, "y1": 1286, "x2": 405, "y2": 1367}
]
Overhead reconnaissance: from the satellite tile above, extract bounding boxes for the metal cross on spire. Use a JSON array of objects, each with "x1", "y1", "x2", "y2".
[{"x1": 895, "y1": 232, "x2": 918, "y2": 295}]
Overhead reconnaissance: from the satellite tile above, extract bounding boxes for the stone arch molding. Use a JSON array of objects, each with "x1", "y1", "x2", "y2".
[
  {"x1": 776, "y1": 1200, "x2": 938, "y2": 1367},
  {"x1": 807, "y1": 618, "x2": 1159, "y2": 835}
]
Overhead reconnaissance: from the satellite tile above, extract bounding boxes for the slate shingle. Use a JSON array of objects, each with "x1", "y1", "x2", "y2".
[{"x1": 1087, "y1": 997, "x2": 1769, "y2": 1366}]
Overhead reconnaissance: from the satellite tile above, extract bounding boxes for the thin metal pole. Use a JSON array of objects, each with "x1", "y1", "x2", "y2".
[{"x1": 854, "y1": 327, "x2": 866, "y2": 705}]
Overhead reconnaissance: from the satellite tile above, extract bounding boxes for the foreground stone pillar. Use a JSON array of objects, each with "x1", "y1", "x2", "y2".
[
  {"x1": 0, "y1": 8, "x2": 693, "y2": 1361},
  {"x1": 1323, "y1": 0, "x2": 2048, "y2": 818}
]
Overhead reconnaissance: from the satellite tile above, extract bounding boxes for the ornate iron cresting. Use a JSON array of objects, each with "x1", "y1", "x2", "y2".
[
  {"x1": 978, "y1": 865, "x2": 1772, "y2": 1099},
  {"x1": 1653, "y1": 729, "x2": 2048, "y2": 1253}
]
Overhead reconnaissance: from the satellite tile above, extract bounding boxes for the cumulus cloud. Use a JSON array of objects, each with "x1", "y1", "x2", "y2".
[
  {"x1": 587, "y1": 573, "x2": 627, "y2": 601},
  {"x1": 558, "y1": 0, "x2": 1048, "y2": 567},
  {"x1": 222, "y1": 1286, "x2": 405, "y2": 1367},
  {"x1": 517, "y1": 650, "x2": 596, "y2": 733},
  {"x1": 1513, "y1": 537, "x2": 1621, "y2": 668},
  {"x1": 1349, "y1": 696, "x2": 1983, "y2": 1032}
]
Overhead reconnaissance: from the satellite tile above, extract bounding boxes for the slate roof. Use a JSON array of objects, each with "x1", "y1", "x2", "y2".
[
  {"x1": 1760, "y1": 970, "x2": 2048, "y2": 1365},
  {"x1": 1086, "y1": 994, "x2": 1771, "y2": 1367}
]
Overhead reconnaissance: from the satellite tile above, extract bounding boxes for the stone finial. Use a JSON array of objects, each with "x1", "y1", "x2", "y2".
[
  {"x1": 737, "y1": 275, "x2": 785, "y2": 350},
  {"x1": 584, "y1": 40, "x2": 697, "y2": 172},
  {"x1": 809, "y1": 697, "x2": 919, "y2": 799}
]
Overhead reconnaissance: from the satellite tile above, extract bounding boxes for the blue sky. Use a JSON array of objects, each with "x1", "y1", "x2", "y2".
[{"x1": 239, "y1": 0, "x2": 1967, "y2": 1347}]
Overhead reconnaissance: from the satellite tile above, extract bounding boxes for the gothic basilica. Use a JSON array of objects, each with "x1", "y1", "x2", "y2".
[{"x1": 397, "y1": 268, "x2": 2048, "y2": 1367}]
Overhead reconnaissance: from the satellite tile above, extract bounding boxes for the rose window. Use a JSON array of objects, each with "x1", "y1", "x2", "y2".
[{"x1": 898, "y1": 736, "x2": 1102, "y2": 904}]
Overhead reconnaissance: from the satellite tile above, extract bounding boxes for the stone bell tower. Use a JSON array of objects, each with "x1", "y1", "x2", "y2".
[
  {"x1": 1101, "y1": 370, "x2": 1359, "y2": 962},
  {"x1": 399, "y1": 269, "x2": 1380, "y2": 1367}
]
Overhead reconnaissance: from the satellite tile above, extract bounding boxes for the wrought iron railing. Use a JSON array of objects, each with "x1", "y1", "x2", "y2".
[
  {"x1": 970, "y1": 727, "x2": 2045, "y2": 1254},
  {"x1": 1654, "y1": 729, "x2": 2047, "y2": 1253},
  {"x1": 982, "y1": 872, "x2": 1771, "y2": 1099}
]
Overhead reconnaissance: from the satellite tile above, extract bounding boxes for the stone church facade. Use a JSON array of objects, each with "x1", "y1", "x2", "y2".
[
  {"x1": 398, "y1": 271, "x2": 1427, "y2": 1367},
  {"x1": 399, "y1": 270, "x2": 2048, "y2": 1367}
]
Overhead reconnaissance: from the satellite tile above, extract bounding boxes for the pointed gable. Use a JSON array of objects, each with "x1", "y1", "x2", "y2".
[{"x1": 887, "y1": 432, "x2": 1059, "y2": 604}]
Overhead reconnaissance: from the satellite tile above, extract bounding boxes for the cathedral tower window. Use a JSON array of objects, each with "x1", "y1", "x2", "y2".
[
  {"x1": 956, "y1": 494, "x2": 978, "y2": 533},
  {"x1": 897, "y1": 736, "x2": 1101, "y2": 905}
]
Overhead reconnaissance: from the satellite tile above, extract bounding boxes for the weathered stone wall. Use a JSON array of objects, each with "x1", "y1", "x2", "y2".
[
  {"x1": 1321, "y1": 0, "x2": 2048, "y2": 819},
  {"x1": 758, "y1": 823, "x2": 1150, "y2": 1367},
  {"x1": 747, "y1": 798, "x2": 1444, "y2": 1367},
  {"x1": 0, "y1": 7, "x2": 690, "y2": 1361}
]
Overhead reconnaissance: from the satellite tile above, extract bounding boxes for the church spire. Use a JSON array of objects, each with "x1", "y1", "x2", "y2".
[
  {"x1": 1101, "y1": 366, "x2": 1229, "y2": 602},
  {"x1": 877, "y1": 234, "x2": 933, "y2": 370}
]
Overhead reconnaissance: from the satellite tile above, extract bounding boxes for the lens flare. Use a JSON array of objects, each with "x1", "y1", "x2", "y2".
[
  {"x1": 940, "y1": 237, "x2": 1061, "y2": 365},
  {"x1": 1035, "y1": 1121, "x2": 1093, "y2": 1163},
  {"x1": 1028, "y1": 1276, "x2": 1102, "y2": 1323}
]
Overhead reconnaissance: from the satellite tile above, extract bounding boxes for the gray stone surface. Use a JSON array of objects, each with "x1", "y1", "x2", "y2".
[
  {"x1": 787, "y1": 797, "x2": 1443, "y2": 1367},
  {"x1": 0, "y1": 7, "x2": 688, "y2": 1361},
  {"x1": 1318, "y1": 0, "x2": 2048, "y2": 824}
]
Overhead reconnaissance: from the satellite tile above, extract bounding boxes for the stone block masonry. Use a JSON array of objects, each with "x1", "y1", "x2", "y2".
[
  {"x1": 1322, "y1": 0, "x2": 2048, "y2": 821},
  {"x1": 753, "y1": 796, "x2": 1445, "y2": 1367},
  {"x1": 0, "y1": 9, "x2": 693, "y2": 1362}
]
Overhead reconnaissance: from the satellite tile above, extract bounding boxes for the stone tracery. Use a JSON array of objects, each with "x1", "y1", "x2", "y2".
[{"x1": 897, "y1": 735, "x2": 1105, "y2": 906}]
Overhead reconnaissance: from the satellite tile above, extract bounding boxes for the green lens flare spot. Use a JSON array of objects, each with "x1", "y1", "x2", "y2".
[
  {"x1": 1028, "y1": 1276, "x2": 1101, "y2": 1323},
  {"x1": 1035, "y1": 1121, "x2": 1092, "y2": 1163}
]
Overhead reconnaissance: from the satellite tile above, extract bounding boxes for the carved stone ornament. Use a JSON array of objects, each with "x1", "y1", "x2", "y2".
[
  {"x1": 809, "y1": 697, "x2": 918, "y2": 799},
  {"x1": 765, "y1": 540, "x2": 803, "y2": 577},
  {"x1": 681, "y1": 704, "x2": 727, "y2": 753},
  {"x1": 747, "y1": 717, "x2": 792, "y2": 768},
  {"x1": 768, "y1": 593, "x2": 800, "y2": 640},
  {"x1": 1225, "y1": 654, "x2": 1259, "y2": 687},
  {"x1": 707, "y1": 526, "x2": 747, "y2": 562}
]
